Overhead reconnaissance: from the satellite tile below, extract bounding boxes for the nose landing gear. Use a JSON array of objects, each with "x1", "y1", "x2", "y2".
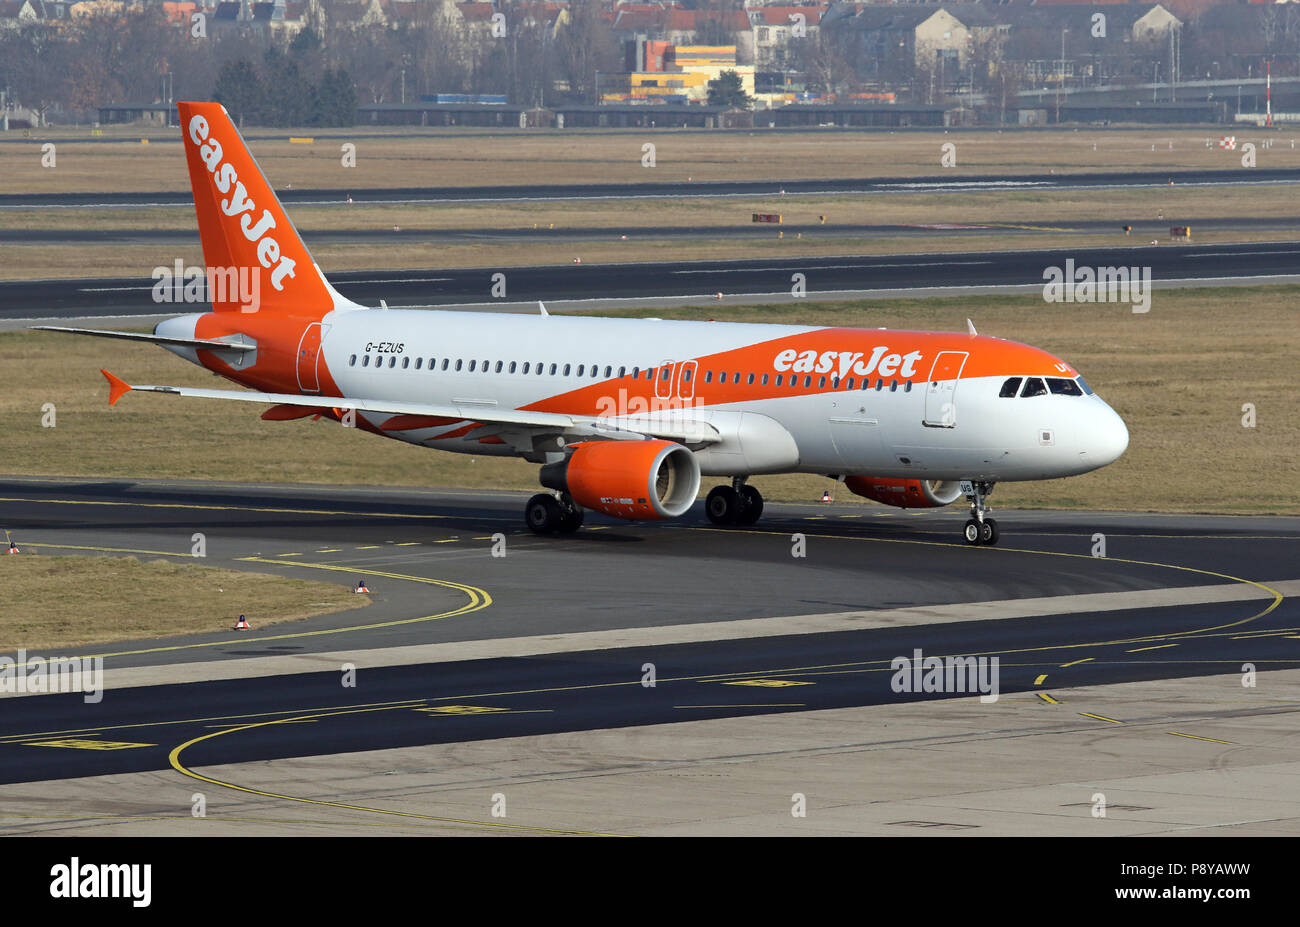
[{"x1": 961, "y1": 480, "x2": 998, "y2": 546}]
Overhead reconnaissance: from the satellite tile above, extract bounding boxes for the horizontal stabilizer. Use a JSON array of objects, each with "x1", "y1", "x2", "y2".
[{"x1": 33, "y1": 326, "x2": 255, "y2": 352}]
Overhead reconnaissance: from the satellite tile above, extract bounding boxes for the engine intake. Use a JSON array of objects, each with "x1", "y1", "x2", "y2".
[
  {"x1": 844, "y1": 477, "x2": 964, "y2": 509},
  {"x1": 540, "y1": 439, "x2": 700, "y2": 521}
]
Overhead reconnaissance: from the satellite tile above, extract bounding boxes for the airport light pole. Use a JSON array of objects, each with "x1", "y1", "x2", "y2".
[{"x1": 1056, "y1": 28, "x2": 1067, "y2": 123}]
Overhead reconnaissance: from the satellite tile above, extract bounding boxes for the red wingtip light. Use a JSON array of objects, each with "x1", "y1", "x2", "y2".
[{"x1": 101, "y1": 369, "x2": 132, "y2": 406}]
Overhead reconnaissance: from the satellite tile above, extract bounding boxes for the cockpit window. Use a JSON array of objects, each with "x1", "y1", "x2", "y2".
[
  {"x1": 1047, "y1": 377, "x2": 1083, "y2": 396},
  {"x1": 1077, "y1": 377, "x2": 1093, "y2": 395},
  {"x1": 999, "y1": 377, "x2": 1022, "y2": 398},
  {"x1": 1020, "y1": 377, "x2": 1047, "y2": 398}
]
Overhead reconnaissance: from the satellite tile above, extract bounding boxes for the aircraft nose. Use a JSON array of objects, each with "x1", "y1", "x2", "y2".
[{"x1": 1090, "y1": 401, "x2": 1129, "y2": 465}]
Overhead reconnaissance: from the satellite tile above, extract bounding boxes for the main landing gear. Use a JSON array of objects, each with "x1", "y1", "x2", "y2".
[
  {"x1": 525, "y1": 492, "x2": 584, "y2": 535},
  {"x1": 705, "y1": 477, "x2": 763, "y2": 527},
  {"x1": 961, "y1": 480, "x2": 998, "y2": 546}
]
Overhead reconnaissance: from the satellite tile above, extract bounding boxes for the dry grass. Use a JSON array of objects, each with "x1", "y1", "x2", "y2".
[
  {"x1": 0, "y1": 555, "x2": 363, "y2": 652},
  {"x1": 0, "y1": 286, "x2": 1296, "y2": 514},
  {"x1": 6, "y1": 127, "x2": 1297, "y2": 194}
]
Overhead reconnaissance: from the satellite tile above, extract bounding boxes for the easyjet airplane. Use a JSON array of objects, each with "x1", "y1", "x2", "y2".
[{"x1": 39, "y1": 102, "x2": 1128, "y2": 545}]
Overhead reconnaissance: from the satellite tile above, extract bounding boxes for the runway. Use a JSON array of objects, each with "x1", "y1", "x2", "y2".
[
  {"x1": 5, "y1": 167, "x2": 1300, "y2": 209},
  {"x1": 5, "y1": 240, "x2": 1300, "y2": 320},
  {"x1": 6, "y1": 215, "x2": 1297, "y2": 246},
  {"x1": 0, "y1": 476, "x2": 1295, "y2": 797}
]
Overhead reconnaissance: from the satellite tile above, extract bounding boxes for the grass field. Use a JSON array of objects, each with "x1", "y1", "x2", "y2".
[
  {"x1": 5, "y1": 127, "x2": 1295, "y2": 194},
  {"x1": 2, "y1": 287, "x2": 1295, "y2": 515},
  {"x1": 0, "y1": 555, "x2": 363, "y2": 652}
]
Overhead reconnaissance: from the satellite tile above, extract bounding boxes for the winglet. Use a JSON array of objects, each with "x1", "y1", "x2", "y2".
[
  {"x1": 538, "y1": 301, "x2": 549, "y2": 317},
  {"x1": 101, "y1": 369, "x2": 132, "y2": 406},
  {"x1": 966, "y1": 318, "x2": 978, "y2": 336}
]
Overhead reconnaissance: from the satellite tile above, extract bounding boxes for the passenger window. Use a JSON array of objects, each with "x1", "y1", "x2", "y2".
[
  {"x1": 747, "y1": 373, "x2": 755, "y2": 385},
  {"x1": 861, "y1": 378, "x2": 870, "y2": 390},
  {"x1": 803, "y1": 375, "x2": 812, "y2": 388},
  {"x1": 349, "y1": 354, "x2": 357, "y2": 366},
  {"x1": 469, "y1": 360, "x2": 477, "y2": 372},
  {"x1": 719, "y1": 370, "x2": 727, "y2": 383},
  {"x1": 415, "y1": 358, "x2": 423, "y2": 370},
  {"x1": 592, "y1": 366, "x2": 600, "y2": 378},
  {"x1": 495, "y1": 361, "x2": 503, "y2": 373},
  {"x1": 402, "y1": 357, "x2": 410, "y2": 369},
  {"x1": 818, "y1": 376, "x2": 826, "y2": 388},
  {"x1": 604, "y1": 366, "x2": 612, "y2": 378},
  {"x1": 775, "y1": 374, "x2": 783, "y2": 386},
  {"x1": 563, "y1": 364, "x2": 571, "y2": 376},
  {"x1": 361, "y1": 355, "x2": 369, "y2": 367},
  {"x1": 999, "y1": 377, "x2": 1022, "y2": 398},
  {"x1": 889, "y1": 379, "x2": 898, "y2": 392},
  {"x1": 1020, "y1": 377, "x2": 1047, "y2": 397},
  {"x1": 645, "y1": 369, "x2": 653, "y2": 380},
  {"x1": 831, "y1": 376, "x2": 839, "y2": 388},
  {"x1": 1047, "y1": 377, "x2": 1083, "y2": 396},
  {"x1": 576, "y1": 364, "x2": 584, "y2": 377},
  {"x1": 388, "y1": 356, "x2": 396, "y2": 368},
  {"x1": 705, "y1": 371, "x2": 713, "y2": 384},
  {"x1": 904, "y1": 381, "x2": 912, "y2": 392},
  {"x1": 455, "y1": 359, "x2": 463, "y2": 371},
  {"x1": 549, "y1": 363, "x2": 557, "y2": 375},
  {"x1": 683, "y1": 368, "x2": 693, "y2": 383},
  {"x1": 442, "y1": 359, "x2": 450, "y2": 370},
  {"x1": 846, "y1": 377, "x2": 854, "y2": 390},
  {"x1": 762, "y1": 373, "x2": 769, "y2": 385},
  {"x1": 661, "y1": 368, "x2": 670, "y2": 380},
  {"x1": 618, "y1": 366, "x2": 626, "y2": 377},
  {"x1": 510, "y1": 361, "x2": 517, "y2": 374},
  {"x1": 631, "y1": 367, "x2": 639, "y2": 378},
  {"x1": 874, "y1": 379, "x2": 883, "y2": 391}
]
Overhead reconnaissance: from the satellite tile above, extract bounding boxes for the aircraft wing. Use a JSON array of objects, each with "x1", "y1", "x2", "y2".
[{"x1": 100, "y1": 369, "x2": 720, "y2": 445}]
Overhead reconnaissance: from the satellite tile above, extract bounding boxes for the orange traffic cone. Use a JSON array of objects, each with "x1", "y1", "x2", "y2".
[
  {"x1": 6, "y1": 542, "x2": 18, "y2": 554},
  {"x1": 233, "y1": 614, "x2": 251, "y2": 630},
  {"x1": 821, "y1": 490, "x2": 832, "y2": 503},
  {"x1": 354, "y1": 579, "x2": 370, "y2": 594}
]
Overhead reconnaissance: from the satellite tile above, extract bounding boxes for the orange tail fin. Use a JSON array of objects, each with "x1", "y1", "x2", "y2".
[{"x1": 177, "y1": 101, "x2": 356, "y2": 316}]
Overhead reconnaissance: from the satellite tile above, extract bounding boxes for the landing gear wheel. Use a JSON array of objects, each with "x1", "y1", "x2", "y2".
[
  {"x1": 963, "y1": 519, "x2": 982, "y2": 546},
  {"x1": 736, "y1": 485, "x2": 764, "y2": 526},
  {"x1": 557, "y1": 505, "x2": 584, "y2": 534},
  {"x1": 706, "y1": 485, "x2": 741, "y2": 525},
  {"x1": 980, "y1": 518, "x2": 999, "y2": 546},
  {"x1": 525, "y1": 493, "x2": 563, "y2": 535}
]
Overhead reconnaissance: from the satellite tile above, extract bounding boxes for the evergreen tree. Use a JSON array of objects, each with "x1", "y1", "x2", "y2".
[{"x1": 707, "y1": 70, "x2": 752, "y2": 109}]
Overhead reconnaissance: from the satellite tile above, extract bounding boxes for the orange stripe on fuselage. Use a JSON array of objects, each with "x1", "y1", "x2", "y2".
[{"x1": 522, "y1": 329, "x2": 1072, "y2": 417}]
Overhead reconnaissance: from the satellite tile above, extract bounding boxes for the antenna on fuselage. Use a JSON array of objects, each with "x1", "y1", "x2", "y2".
[
  {"x1": 380, "y1": 299, "x2": 389, "y2": 310},
  {"x1": 538, "y1": 301, "x2": 549, "y2": 317},
  {"x1": 966, "y1": 318, "x2": 978, "y2": 336}
]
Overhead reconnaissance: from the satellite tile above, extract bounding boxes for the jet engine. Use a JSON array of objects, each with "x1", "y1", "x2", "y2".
[
  {"x1": 540, "y1": 439, "x2": 700, "y2": 520},
  {"x1": 844, "y1": 477, "x2": 964, "y2": 509}
]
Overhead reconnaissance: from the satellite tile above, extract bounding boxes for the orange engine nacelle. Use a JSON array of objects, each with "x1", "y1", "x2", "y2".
[
  {"x1": 540, "y1": 440, "x2": 701, "y2": 521},
  {"x1": 844, "y1": 477, "x2": 964, "y2": 509}
]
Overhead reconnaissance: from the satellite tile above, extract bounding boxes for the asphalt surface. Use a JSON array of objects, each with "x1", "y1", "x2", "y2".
[
  {"x1": 0, "y1": 477, "x2": 1294, "y2": 786},
  {"x1": 5, "y1": 216, "x2": 1297, "y2": 246},
  {"x1": 3, "y1": 240, "x2": 1298, "y2": 319},
  {"x1": 5, "y1": 167, "x2": 1300, "y2": 209}
]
